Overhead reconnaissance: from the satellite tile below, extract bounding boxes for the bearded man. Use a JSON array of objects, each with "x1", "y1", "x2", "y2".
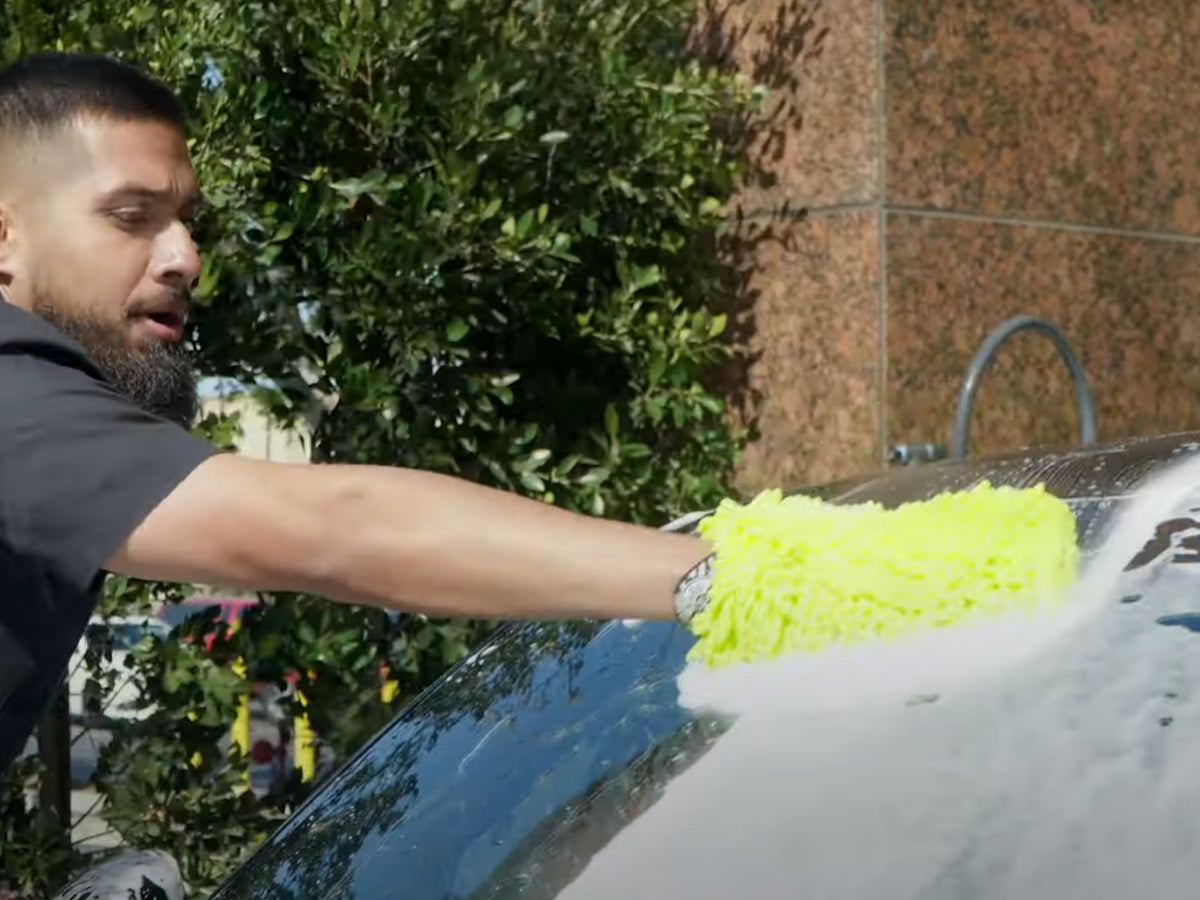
[{"x1": 0, "y1": 51, "x2": 718, "y2": 899}]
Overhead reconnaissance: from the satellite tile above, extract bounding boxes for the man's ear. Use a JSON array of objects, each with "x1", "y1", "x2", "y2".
[{"x1": 0, "y1": 202, "x2": 20, "y2": 293}]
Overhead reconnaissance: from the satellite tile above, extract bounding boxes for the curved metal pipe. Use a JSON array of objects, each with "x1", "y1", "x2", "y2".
[{"x1": 952, "y1": 315, "x2": 1097, "y2": 459}]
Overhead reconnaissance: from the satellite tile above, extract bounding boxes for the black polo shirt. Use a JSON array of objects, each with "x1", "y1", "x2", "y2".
[{"x1": 0, "y1": 300, "x2": 216, "y2": 771}]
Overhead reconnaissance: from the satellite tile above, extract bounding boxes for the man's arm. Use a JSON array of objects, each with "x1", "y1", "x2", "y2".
[{"x1": 107, "y1": 454, "x2": 713, "y2": 622}]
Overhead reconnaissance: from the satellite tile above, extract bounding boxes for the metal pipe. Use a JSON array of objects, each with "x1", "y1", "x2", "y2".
[{"x1": 952, "y1": 315, "x2": 1097, "y2": 459}]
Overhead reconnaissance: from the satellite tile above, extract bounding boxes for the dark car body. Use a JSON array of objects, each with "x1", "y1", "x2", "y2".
[{"x1": 210, "y1": 432, "x2": 1200, "y2": 900}]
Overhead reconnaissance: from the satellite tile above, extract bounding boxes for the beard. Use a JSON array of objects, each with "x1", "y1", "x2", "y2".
[{"x1": 34, "y1": 301, "x2": 199, "y2": 428}]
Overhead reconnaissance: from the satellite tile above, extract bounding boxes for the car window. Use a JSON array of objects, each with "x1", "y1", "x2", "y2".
[
  {"x1": 85, "y1": 621, "x2": 169, "y2": 651},
  {"x1": 159, "y1": 602, "x2": 221, "y2": 629},
  {"x1": 211, "y1": 616, "x2": 726, "y2": 900}
]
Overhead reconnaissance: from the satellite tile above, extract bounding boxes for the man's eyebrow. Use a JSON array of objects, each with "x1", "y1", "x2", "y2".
[{"x1": 99, "y1": 183, "x2": 207, "y2": 213}]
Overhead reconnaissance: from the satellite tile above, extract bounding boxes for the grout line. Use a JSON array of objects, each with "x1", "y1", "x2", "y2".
[
  {"x1": 883, "y1": 205, "x2": 1200, "y2": 244},
  {"x1": 807, "y1": 201, "x2": 879, "y2": 217},
  {"x1": 741, "y1": 203, "x2": 1200, "y2": 247},
  {"x1": 876, "y1": 0, "x2": 889, "y2": 463}
]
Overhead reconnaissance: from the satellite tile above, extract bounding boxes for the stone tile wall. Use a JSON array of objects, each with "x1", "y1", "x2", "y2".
[{"x1": 716, "y1": 0, "x2": 1200, "y2": 494}]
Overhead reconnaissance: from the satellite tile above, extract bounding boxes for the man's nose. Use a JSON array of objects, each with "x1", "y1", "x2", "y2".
[{"x1": 151, "y1": 223, "x2": 202, "y2": 290}]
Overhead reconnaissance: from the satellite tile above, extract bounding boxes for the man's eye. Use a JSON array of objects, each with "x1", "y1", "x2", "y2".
[{"x1": 110, "y1": 208, "x2": 150, "y2": 226}]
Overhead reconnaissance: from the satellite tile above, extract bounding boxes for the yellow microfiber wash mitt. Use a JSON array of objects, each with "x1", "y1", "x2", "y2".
[{"x1": 687, "y1": 481, "x2": 1081, "y2": 669}]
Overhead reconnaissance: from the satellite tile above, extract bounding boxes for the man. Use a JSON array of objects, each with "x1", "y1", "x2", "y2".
[{"x1": 0, "y1": 51, "x2": 717, "y2": 897}]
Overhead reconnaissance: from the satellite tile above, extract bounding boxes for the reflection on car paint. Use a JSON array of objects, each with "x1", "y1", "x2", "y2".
[{"x1": 212, "y1": 617, "x2": 730, "y2": 900}]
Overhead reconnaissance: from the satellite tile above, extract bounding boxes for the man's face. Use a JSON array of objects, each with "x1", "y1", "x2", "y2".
[{"x1": 0, "y1": 115, "x2": 203, "y2": 425}]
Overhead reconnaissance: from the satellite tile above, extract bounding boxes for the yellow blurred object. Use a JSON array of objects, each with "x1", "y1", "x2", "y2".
[
  {"x1": 231, "y1": 656, "x2": 250, "y2": 790},
  {"x1": 381, "y1": 677, "x2": 399, "y2": 705},
  {"x1": 688, "y1": 481, "x2": 1081, "y2": 668},
  {"x1": 294, "y1": 678, "x2": 317, "y2": 782}
]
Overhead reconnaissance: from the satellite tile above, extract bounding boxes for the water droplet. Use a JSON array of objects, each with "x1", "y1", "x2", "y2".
[{"x1": 905, "y1": 693, "x2": 940, "y2": 706}]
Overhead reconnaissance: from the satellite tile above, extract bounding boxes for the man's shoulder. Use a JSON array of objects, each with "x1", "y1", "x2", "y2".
[
  {"x1": 0, "y1": 297, "x2": 57, "y2": 338},
  {"x1": 0, "y1": 300, "x2": 104, "y2": 389},
  {"x1": 0, "y1": 298, "x2": 85, "y2": 349}
]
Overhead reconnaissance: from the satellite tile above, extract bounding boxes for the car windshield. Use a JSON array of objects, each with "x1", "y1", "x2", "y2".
[
  {"x1": 86, "y1": 620, "x2": 169, "y2": 651},
  {"x1": 213, "y1": 614, "x2": 716, "y2": 900},
  {"x1": 158, "y1": 599, "x2": 253, "y2": 630},
  {"x1": 211, "y1": 434, "x2": 1200, "y2": 900},
  {"x1": 157, "y1": 603, "x2": 215, "y2": 629}
]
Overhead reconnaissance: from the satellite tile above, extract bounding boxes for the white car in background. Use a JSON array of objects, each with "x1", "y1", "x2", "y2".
[{"x1": 67, "y1": 615, "x2": 170, "y2": 721}]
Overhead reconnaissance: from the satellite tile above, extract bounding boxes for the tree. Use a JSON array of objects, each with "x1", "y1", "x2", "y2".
[{"x1": 0, "y1": 0, "x2": 761, "y2": 893}]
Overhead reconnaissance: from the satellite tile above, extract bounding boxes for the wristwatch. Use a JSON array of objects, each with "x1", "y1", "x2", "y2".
[
  {"x1": 672, "y1": 554, "x2": 714, "y2": 626},
  {"x1": 660, "y1": 509, "x2": 716, "y2": 626}
]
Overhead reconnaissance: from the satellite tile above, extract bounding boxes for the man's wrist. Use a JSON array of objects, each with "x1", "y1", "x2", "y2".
[
  {"x1": 672, "y1": 553, "x2": 714, "y2": 626},
  {"x1": 660, "y1": 508, "x2": 715, "y2": 626}
]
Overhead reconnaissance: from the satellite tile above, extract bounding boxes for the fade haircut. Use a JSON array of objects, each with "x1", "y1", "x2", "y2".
[{"x1": 0, "y1": 52, "x2": 185, "y2": 150}]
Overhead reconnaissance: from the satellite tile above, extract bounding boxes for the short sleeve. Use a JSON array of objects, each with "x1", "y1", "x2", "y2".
[{"x1": 0, "y1": 318, "x2": 218, "y2": 591}]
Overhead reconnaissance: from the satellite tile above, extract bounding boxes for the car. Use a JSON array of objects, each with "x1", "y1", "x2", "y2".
[
  {"x1": 67, "y1": 615, "x2": 170, "y2": 722},
  {"x1": 207, "y1": 431, "x2": 1200, "y2": 899},
  {"x1": 156, "y1": 595, "x2": 259, "y2": 649}
]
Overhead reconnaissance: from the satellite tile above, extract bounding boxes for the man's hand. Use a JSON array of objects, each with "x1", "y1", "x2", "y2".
[{"x1": 105, "y1": 453, "x2": 714, "y2": 624}]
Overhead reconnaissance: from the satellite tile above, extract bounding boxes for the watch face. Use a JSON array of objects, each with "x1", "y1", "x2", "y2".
[{"x1": 674, "y1": 558, "x2": 713, "y2": 624}]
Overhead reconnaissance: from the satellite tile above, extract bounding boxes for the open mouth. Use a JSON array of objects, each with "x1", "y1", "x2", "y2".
[
  {"x1": 135, "y1": 308, "x2": 186, "y2": 341},
  {"x1": 145, "y1": 311, "x2": 182, "y2": 328}
]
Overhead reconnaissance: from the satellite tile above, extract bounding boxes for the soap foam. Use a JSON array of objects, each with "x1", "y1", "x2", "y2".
[
  {"x1": 559, "y1": 453, "x2": 1200, "y2": 900},
  {"x1": 677, "y1": 452, "x2": 1200, "y2": 721}
]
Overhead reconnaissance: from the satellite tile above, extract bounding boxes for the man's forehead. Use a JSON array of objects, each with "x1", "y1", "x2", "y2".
[
  {"x1": 76, "y1": 116, "x2": 198, "y2": 199},
  {"x1": 1, "y1": 114, "x2": 198, "y2": 205}
]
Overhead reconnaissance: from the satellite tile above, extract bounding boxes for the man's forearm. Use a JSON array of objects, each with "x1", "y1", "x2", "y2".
[
  {"x1": 307, "y1": 464, "x2": 712, "y2": 621},
  {"x1": 113, "y1": 454, "x2": 713, "y2": 620}
]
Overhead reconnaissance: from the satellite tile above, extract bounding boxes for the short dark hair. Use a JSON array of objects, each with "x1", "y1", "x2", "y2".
[{"x1": 0, "y1": 52, "x2": 185, "y2": 143}]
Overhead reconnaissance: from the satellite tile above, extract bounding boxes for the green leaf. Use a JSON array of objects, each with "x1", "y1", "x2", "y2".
[
  {"x1": 577, "y1": 467, "x2": 610, "y2": 487},
  {"x1": 632, "y1": 265, "x2": 661, "y2": 290},
  {"x1": 554, "y1": 454, "x2": 583, "y2": 477},
  {"x1": 648, "y1": 356, "x2": 666, "y2": 385},
  {"x1": 519, "y1": 471, "x2": 546, "y2": 493},
  {"x1": 446, "y1": 319, "x2": 470, "y2": 342},
  {"x1": 539, "y1": 130, "x2": 569, "y2": 145},
  {"x1": 604, "y1": 403, "x2": 620, "y2": 440}
]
